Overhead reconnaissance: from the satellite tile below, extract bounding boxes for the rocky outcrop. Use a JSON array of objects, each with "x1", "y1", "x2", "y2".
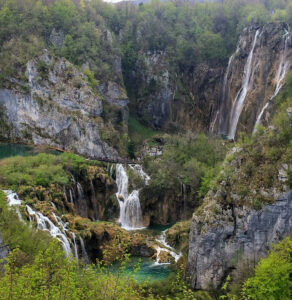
[
  {"x1": 216, "y1": 22, "x2": 292, "y2": 138},
  {"x1": 66, "y1": 171, "x2": 119, "y2": 222},
  {"x1": 128, "y1": 50, "x2": 173, "y2": 129},
  {"x1": 0, "y1": 50, "x2": 119, "y2": 160},
  {"x1": 186, "y1": 190, "x2": 292, "y2": 290},
  {"x1": 0, "y1": 231, "x2": 8, "y2": 260},
  {"x1": 127, "y1": 50, "x2": 222, "y2": 132},
  {"x1": 140, "y1": 184, "x2": 196, "y2": 225}
]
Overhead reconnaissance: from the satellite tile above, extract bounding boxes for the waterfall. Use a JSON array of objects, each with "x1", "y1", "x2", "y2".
[
  {"x1": 154, "y1": 230, "x2": 182, "y2": 265},
  {"x1": 253, "y1": 28, "x2": 291, "y2": 133},
  {"x1": 115, "y1": 164, "x2": 146, "y2": 230},
  {"x1": 76, "y1": 182, "x2": 88, "y2": 217},
  {"x1": 4, "y1": 190, "x2": 23, "y2": 221},
  {"x1": 110, "y1": 164, "x2": 114, "y2": 179},
  {"x1": 129, "y1": 164, "x2": 150, "y2": 184},
  {"x1": 228, "y1": 29, "x2": 260, "y2": 140},
  {"x1": 80, "y1": 237, "x2": 89, "y2": 263},
  {"x1": 72, "y1": 233, "x2": 79, "y2": 262},
  {"x1": 69, "y1": 189, "x2": 74, "y2": 203},
  {"x1": 26, "y1": 205, "x2": 72, "y2": 256},
  {"x1": 218, "y1": 52, "x2": 237, "y2": 135}
]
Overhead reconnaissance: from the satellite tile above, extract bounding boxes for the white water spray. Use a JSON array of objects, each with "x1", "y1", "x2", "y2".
[
  {"x1": 154, "y1": 230, "x2": 182, "y2": 265},
  {"x1": 80, "y1": 237, "x2": 89, "y2": 263},
  {"x1": 26, "y1": 205, "x2": 72, "y2": 256},
  {"x1": 115, "y1": 164, "x2": 147, "y2": 230},
  {"x1": 253, "y1": 28, "x2": 291, "y2": 133},
  {"x1": 228, "y1": 29, "x2": 260, "y2": 139}
]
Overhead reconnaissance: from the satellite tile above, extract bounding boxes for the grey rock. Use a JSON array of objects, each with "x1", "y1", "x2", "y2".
[
  {"x1": 0, "y1": 51, "x2": 119, "y2": 160},
  {"x1": 0, "y1": 231, "x2": 8, "y2": 259},
  {"x1": 186, "y1": 191, "x2": 292, "y2": 290},
  {"x1": 49, "y1": 29, "x2": 65, "y2": 49}
]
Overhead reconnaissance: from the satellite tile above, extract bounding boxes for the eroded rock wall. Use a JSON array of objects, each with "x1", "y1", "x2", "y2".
[
  {"x1": 186, "y1": 191, "x2": 292, "y2": 290},
  {"x1": 0, "y1": 50, "x2": 120, "y2": 160}
]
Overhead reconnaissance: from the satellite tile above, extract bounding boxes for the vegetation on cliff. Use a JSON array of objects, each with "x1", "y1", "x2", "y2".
[{"x1": 199, "y1": 71, "x2": 292, "y2": 210}]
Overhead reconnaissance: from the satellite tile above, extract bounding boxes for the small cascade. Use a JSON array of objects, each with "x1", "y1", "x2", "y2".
[
  {"x1": 228, "y1": 29, "x2": 260, "y2": 140},
  {"x1": 110, "y1": 164, "x2": 114, "y2": 179},
  {"x1": 69, "y1": 189, "x2": 74, "y2": 204},
  {"x1": 4, "y1": 190, "x2": 23, "y2": 221},
  {"x1": 72, "y1": 233, "x2": 79, "y2": 262},
  {"x1": 80, "y1": 237, "x2": 89, "y2": 263},
  {"x1": 253, "y1": 27, "x2": 291, "y2": 133},
  {"x1": 89, "y1": 179, "x2": 99, "y2": 221},
  {"x1": 115, "y1": 164, "x2": 147, "y2": 230},
  {"x1": 26, "y1": 206, "x2": 72, "y2": 254},
  {"x1": 76, "y1": 182, "x2": 88, "y2": 217},
  {"x1": 26, "y1": 205, "x2": 72, "y2": 256},
  {"x1": 129, "y1": 164, "x2": 151, "y2": 184},
  {"x1": 154, "y1": 230, "x2": 182, "y2": 265}
]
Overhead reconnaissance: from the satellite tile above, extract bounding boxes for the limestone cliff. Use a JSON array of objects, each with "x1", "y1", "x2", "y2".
[
  {"x1": 0, "y1": 50, "x2": 126, "y2": 160},
  {"x1": 215, "y1": 22, "x2": 292, "y2": 138},
  {"x1": 186, "y1": 190, "x2": 292, "y2": 290}
]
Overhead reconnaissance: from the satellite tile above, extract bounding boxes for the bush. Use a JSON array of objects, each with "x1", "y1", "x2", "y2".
[{"x1": 241, "y1": 238, "x2": 292, "y2": 300}]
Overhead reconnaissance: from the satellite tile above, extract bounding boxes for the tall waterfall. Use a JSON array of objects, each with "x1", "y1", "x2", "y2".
[
  {"x1": 218, "y1": 51, "x2": 238, "y2": 135},
  {"x1": 253, "y1": 28, "x2": 291, "y2": 132},
  {"x1": 115, "y1": 164, "x2": 148, "y2": 230},
  {"x1": 227, "y1": 29, "x2": 260, "y2": 140},
  {"x1": 228, "y1": 30, "x2": 259, "y2": 139}
]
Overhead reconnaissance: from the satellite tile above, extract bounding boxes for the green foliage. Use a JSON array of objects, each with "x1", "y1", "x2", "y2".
[
  {"x1": 84, "y1": 66, "x2": 99, "y2": 91},
  {"x1": 0, "y1": 240, "x2": 152, "y2": 300},
  {"x1": 241, "y1": 238, "x2": 292, "y2": 300},
  {"x1": 127, "y1": 140, "x2": 136, "y2": 159},
  {"x1": 145, "y1": 133, "x2": 227, "y2": 202},
  {"x1": 0, "y1": 153, "x2": 70, "y2": 189},
  {"x1": 128, "y1": 117, "x2": 161, "y2": 146}
]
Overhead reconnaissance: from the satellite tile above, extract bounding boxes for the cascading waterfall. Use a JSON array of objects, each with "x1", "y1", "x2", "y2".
[
  {"x1": 228, "y1": 29, "x2": 260, "y2": 140},
  {"x1": 69, "y1": 189, "x2": 74, "y2": 203},
  {"x1": 253, "y1": 27, "x2": 291, "y2": 133},
  {"x1": 80, "y1": 237, "x2": 89, "y2": 263},
  {"x1": 115, "y1": 164, "x2": 147, "y2": 230},
  {"x1": 154, "y1": 230, "x2": 182, "y2": 265},
  {"x1": 4, "y1": 190, "x2": 23, "y2": 221},
  {"x1": 26, "y1": 205, "x2": 72, "y2": 256},
  {"x1": 3, "y1": 190, "x2": 81, "y2": 259},
  {"x1": 72, "y1": 233, "x2": 79, "y2": 263}
]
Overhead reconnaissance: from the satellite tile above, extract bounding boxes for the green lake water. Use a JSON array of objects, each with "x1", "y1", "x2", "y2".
[
  {"x1": 0, "y1": 143, "x2": 60, "y2": 160},
  {"x1": 109, "y1": 256, "x2": 174, "y2": 283}
]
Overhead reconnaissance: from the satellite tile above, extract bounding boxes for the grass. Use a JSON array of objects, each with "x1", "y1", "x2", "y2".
[{"x1": 128, "y1": 117, "x2": 162, "y2": 146}]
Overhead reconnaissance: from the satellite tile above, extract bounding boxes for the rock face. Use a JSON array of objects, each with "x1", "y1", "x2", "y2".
[
  {"x1": 215, "y1": 22, "x2": 292, "y2": 137},
  {"x1": 0, "y1": 50, "x2": 119, "y2": 160},
  {"x1": 129, "y1": 50, "x2": 173, "y2": 129},
  {"x1": 67, "y1": 172, "x2": 119, "y2": 221},
  {"x1": 127, "y1": 50, "x2": 222, "y2": 132},
  {"x1": 140, "y1": 184, "x2": 196, "y2": 225},
  {"x1": 127, "y1": 23, "x2": 291, "y2": 136},
  {"x1": 186, "y1": 190, "x2": 292, "y2": 290},
  {"x1": 0, "y1": 231, "x2": 8, "y2": 260}
]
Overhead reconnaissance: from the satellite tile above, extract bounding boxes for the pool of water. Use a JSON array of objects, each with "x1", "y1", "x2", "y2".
[
  {"x1": 0, "y1": 143, "x2": 60, "y2": 160},
  {"x1": 109, "y1": 256, "x2": 174, "y2": 283}
]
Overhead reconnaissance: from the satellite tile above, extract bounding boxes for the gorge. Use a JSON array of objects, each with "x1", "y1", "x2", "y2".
[{"x1": 0, "y1": 0, "x2": 292, "y2": 299}]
